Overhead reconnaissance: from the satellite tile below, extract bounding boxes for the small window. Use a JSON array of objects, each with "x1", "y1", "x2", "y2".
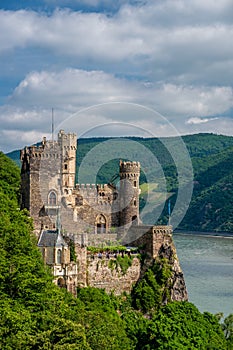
[
  {"x1": 57, "y1": 249, "x2": 62, "y2": 264},
  {"x1": 48, "y1": 191, "x2": 57, "y2": 205},
  {"x1": 134, "y1": 180, "x2": 137, "y2": 187},
  {"x1": 64, "y1": 164, "x2": 68, "y2": 170},
  {"x1": 96, "y1": 214, "x2": 107, "y2": 234}
]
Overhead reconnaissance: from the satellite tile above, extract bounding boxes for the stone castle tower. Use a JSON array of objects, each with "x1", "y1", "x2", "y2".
[
  {"x1": 20, "y1": 130, "x2": 76, "y2": 235},
  {"x1": 58, "y1": 129, "x2": 77, "y2": 193},
  {"x1": 20, "y1": 130, "x2": 141, "y2": 239},
  {"x1": 119, "y1": 160, "x2": 140, "y2": 228}
]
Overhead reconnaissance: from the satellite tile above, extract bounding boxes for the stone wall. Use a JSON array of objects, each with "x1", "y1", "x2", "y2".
[
  {"x1": 87, "y1": 255, "x2": 141, "y2": 295},
  {"x1": 70, "y1": 225, "x2": 188, "y2": 301}
]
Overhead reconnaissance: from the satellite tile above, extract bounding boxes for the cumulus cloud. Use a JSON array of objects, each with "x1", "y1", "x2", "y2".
[
  {"x1": 9, "y1": 69, "x2": 233, "y2": 117},
  {"x1": 1, "y1": 3, "x2": 233, "y2": 83},
  {"x1": 186, "y1": 117, "x2": 219, "y2": 125},
  {"x1": 1, "y1": 0, "x2": 233, "y2": 151},
  {"x1": 1, "y1": 68, "x2": 233, "y2": 152}
]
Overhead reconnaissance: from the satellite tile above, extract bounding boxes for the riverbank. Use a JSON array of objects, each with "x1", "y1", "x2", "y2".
[{"x1": 174, "y1": 229, "x2": 233, "y2": 238}]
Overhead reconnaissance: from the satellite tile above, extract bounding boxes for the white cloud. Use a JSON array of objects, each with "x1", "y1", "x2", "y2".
[
  {"x1": 1, "y1": 1, "x2": 233, "y2": 151},
  {"x1": 1, "y1": 4, "x2": 233, "y2": 83},
  {"x1": 1, "y1": 68, "x2": 233, "y2": 152},
  {"x1": 9, "y1": 69, "x2": 233, "y2": 118},
  {"x1": 186, "y1": 117, "x2": 219, "y2": 125}
]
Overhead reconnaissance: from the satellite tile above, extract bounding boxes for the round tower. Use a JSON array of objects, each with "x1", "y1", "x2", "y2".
[{"x1": 119, "y1": 160, "x2": 140, "y2": 229}]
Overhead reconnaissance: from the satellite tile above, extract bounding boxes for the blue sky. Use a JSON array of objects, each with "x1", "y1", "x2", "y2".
[{"x1": 1, "y1": 0, "x2": 233, "y2": 152}]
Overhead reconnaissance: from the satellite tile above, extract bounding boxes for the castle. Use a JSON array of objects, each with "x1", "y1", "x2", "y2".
[
  {"x1": 20, "y1": 130, "x2": 140, "y2": 238},
  {"x1": 20, "y1": 130, "x2": 188, "y2": 300}
]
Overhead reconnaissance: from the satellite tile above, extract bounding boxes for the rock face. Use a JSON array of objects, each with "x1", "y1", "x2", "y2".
[
  {"x1": 129, "y1": 225, "x2": 188, "y2": 302},
  {"x1": 157, "y1": 240, "x2": 188, "y2": 302},
  {"x1": 71, "y1": 225, "x2": 188, "y2": 301},
  {"x1": 87, "y1": 256, "x2": 141, "y2": 295}
]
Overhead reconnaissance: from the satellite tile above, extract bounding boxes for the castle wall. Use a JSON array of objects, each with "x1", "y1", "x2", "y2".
[{"x1": 87, "y1": 256, "x2": 141, "y2": 295}]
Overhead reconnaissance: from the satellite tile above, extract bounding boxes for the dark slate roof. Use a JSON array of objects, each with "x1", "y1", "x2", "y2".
[{"x1": 38, "y1": 230, "x2": 68, "y2": 248}]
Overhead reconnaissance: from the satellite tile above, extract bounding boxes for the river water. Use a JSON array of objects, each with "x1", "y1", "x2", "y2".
[{"x1": 174, "y1": 233, "x2": 233, "y2": 317}]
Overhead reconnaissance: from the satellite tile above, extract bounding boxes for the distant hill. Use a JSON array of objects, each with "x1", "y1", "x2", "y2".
[
  {"x1": 6, "y1": 149, "x2": 21, "y2": 167},
  {"x1": 6, "y1": 133, "x2": 233, "y2": 233}
]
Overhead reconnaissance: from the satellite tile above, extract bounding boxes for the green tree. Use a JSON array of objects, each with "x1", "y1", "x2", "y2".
[
  {"x1": 222, "y1": 314, "x2": 233, "y2": 349},
  {"x1": 140, "y1": 302, "x2": 227, "y2": 349}
]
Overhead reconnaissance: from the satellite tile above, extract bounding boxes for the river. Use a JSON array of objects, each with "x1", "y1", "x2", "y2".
[{"x1": 174, "y1": 233, "x2": 233, "y2": 317}]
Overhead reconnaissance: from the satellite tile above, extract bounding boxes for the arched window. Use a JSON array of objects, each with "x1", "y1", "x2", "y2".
[
  {"x1": 57, "y1": 277, "x2": 66, "y2": 288},
  {"x1": 48, "y1": 191, "x2": 57, "y2": 206},
  {"x1": 96, "y1": 214, "x2": 106, "y2": 234},
  {"x1": 57, "y1": 249, "x2": 62, "y2": 264}
]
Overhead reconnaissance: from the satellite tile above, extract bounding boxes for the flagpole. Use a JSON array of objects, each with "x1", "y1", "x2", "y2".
[{"x1": 168, "y1": 200, "x2": 171, "y2": 226}]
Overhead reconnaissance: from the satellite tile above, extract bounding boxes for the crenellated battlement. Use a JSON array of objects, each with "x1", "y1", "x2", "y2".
[
  {"x1": 75, "y1": 183, "x2": 97, "y2": 191},
  {"x1": 58, "y1": 129, "x2": 77, "y2": 149},
  {"x1": 73, "y1": 183, "x2": 117, "y2": 207},
  {"x1": 152, "y1": 225, "x2": 173, "y2": 235},
  {"x1": 20, "y1": 145, "x2": 44, "y2": 161},
  {"x1": 20, "y1": 137, "x2": 64, "y2": 161},
  {"x1": 120, "y1": 160, "x2": 140, "y2": 173}
]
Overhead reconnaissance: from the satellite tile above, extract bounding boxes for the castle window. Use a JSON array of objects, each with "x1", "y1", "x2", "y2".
[
  {"x1": 96, "y1": 214, "x2": 106, "y2": 234},
  {"x1": 48, "y1": 191, "x2": 57, "y2": 206},
  {"x1": 134, "y1": 180, "x2": 137, "y2": 187},
  {"x1": 57, "y1": 249, "x2": 62, "y2": 264},
  {"x1": 64, "y1": 164, "x2": 68, "y2": 170},
  {"x1": 57, "y1": 277, "x2": 66, "y2": 288},
  {"x1": 75, "y1": 195, "x2": 83, "y2": 206},
  {"x1": 134, "y1": 199, "x2": 137, "y2": 207}
]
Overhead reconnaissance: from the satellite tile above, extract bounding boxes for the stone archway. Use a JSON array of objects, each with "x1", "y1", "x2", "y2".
[{"x1": 96, "y1": 214, "x2": 107, "y2": 234}]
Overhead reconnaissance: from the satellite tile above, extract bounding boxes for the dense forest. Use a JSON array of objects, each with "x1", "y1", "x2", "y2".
[{"x1": 1, "y1": 151, "x2": 233, "y2": 348}]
